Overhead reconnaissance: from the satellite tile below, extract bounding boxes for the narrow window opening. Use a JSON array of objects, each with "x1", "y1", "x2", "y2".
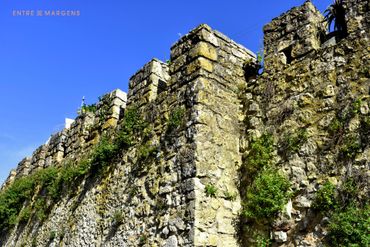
[
  {"x1": 282, "y1": 46, "x2": 293, "y2": 64},
  {"x1": 157, "y1": 79, "x2": 167, "y2": 95}
]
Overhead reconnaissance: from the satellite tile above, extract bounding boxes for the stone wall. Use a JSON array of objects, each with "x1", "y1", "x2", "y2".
[
  {"x1": 343, "y1": 0, "x2": 369, "y2": 37},
  {"x1": 0, "y1": 0, "x2": 369, "y2": 246},
  {"x1": 263, "y1": 1, "x2": 326, "y2": 70},
  {"x1": 1, "y1": 89, "x2": 127, "y2": 192},
  {"x1": 241, "y1": 0, "x2": 369, "y2": 245},
  {"x1": 127, "y1": 58, "x2": 170, "y2": 107},
  {"x1": 168, "y1": 24, "x2": 253, "y2": 246},
  {"x1": 0, "y1": 23, "x2": 255, "y2": 247}
]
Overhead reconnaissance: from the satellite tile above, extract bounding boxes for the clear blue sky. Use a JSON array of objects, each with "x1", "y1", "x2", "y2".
[{"x1": 0, "y1": 0, "x2": 332, "y2": 184}]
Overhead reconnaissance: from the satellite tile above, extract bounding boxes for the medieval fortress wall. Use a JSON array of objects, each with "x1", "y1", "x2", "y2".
[{"x1": 1, "y1": 0, "x2": 369, "y2": 246}]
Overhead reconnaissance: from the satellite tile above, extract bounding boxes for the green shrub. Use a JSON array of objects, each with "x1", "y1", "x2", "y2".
[
  {"x1": 281, "y1": 129, "x2": 308, "y2": 155},
  {"x1": 243, "y1": 169, "x2": 290, "y2": 220},
  {"x1": 168, "y1": 107, "x2": 185, "y2": 130},
  {"x1": 61, "y1": 160, "x2": 90, "y2": 183},
  {"x1": 49, "y1": 231, "x2": 56, "y2": 241},
  {"x1": 0, "y1": 107, "x2": 150, "y2": 232},
  {"x1": 256, "y1": 233, "x2": 271, "y2": 247},
  {"x1": 327, "y1": 205, "x2": 370, "y2": 247},
  {"x1": 116, "y1": 107, "x2": 147, "y2": 148},
  {"x1": 224, "y1": 191, "x2": 237, "y2": 201},
  {"x1": 80, "y1": 104, "x2": 96, "y2": 114},
  {"x1": 313, "y1": 181, "x2": 337, "y2": 211},
  {"x1": 34, "y1": 198, "x2": 47, "y2": 221},
  {"x1": 352, "y1": 99, "x2": 362, "y2": 114},
  {"x1": 34, "y1": 166, "x2": 59, "y2": 187},
  {"x1": 0, "y1": 151, "x2": 102, "y2": 230},
  {"x1": 137, "y1": 143, "x2": 157, "y2": 161},
  {"x1": 340, "y1": 135, "x2": 361, "y2": 159},
  {"x1": 339, "y1": 178, "x2": 360, "y2": 206},
  {"x1": 313, "y1": 178, "x2": 369, "y2": 246},
  {"x1": 47, "y1": 176, "x2": 63, "y2": 201},
  {"x1": 91, "y1": 137, "x2": 118, "y2": 170},
  {"x1": 0, "y1": 175, "x2": 36, "y2": 229},
  {"x1": 66, "y1": 160, "x2": 89, "y2": 179},
  {"x1": 0, "y1": 166, "x2": 67, "y2": 229},
  {"x1": 115, "y1": 129, "x2": 132, "y2": 149},
  {"x1": 245, "y1": 134, "x2": 274, "y2": 174},
  {"x1": 205, "y1": 184, "x2": 217, "y2": 198},
  {"x1": 113, "y1": 210, "x2": 124, "y2": 225},
  {"x1": 47, "y1": 160, "x2": 91, "y2": 201},
  {"x1": 18, "y1": 205, "x2": 32, "y2": 224},
  {"x1": 328, "y1": 117, "x2": 344, "y2": 135}
]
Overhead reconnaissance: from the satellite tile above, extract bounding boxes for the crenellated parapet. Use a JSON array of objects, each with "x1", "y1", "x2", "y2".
[
  {"x1": 0, "y1": 169, "x2": 16, "y2": 192},
  {"x1": 29, "y1": 145, "x2": 48, "y2": 174},
  {"x1": 15, "y1": 157, "x2": 31, "y2": 179},
  {"x1": 3, "y1": 89, "x2": 127, "y2": 183},
  {"x1": 169, "y1": 24, "x2": 255, "y2": 90},
  {"x1": 96, "y1": 89, "x2": 127, "y2": 130},
  {"x1": 63, "y1": 89, "x2": 127, "y2": 159},
  {"x1": 45, "y1": 130, "x2": 68, "y2": 167},
  {"x1": 342, "y1": 0, "x2": 369, "y2": 37},
  {"x1": 1, "y1": 23, "x2": 256, "y2": 247},
  {"x1": 263, "y1": 1, "x2": 326, "y2": 69},
  {"x1": 127, "y1": 59, "x2": 169, "y2": 107}
]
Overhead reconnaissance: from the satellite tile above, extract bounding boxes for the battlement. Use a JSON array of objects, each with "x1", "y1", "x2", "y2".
[
  {"x1": 1, "y1": 23, "x2": 257, "y2": 246},
  {"x1": 0, "y1": 89, "x2": 127, "y2": 184},
  {"x1": 170, "y1": 24, "x2": 255, "y2": 91},
  {"x1": 263, "y1": 1, "x2": 325, "y2": 69},
  {"x1": 342, "y1": 0, "x2": 368, "y2": 36},
  {"x1": 263, "y1": 0, "x2": 368, "y2": 71},
  {"x1": 127, "y1": 59, "x2": 169, "y2": 107}
]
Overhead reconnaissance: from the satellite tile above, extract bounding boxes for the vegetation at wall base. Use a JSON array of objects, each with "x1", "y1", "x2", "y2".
[
  {"x1": 327, "y1": 204, "x2": 369, "y2": 247},
  {"x1": 312, "y1": 175, "x2": 369, "y2": 246},
  {"x1": 240, "y1": 133, "x2": 292, "y2": 245},
  {"x1": 167, "y1": 107, "x2": 185, "y2": 130},
  {"x1": 243, "y1": 169, "x2": 291, "y2": 221},
  {"x1": 312, "y1": 181, "x2": 337, "y2": 211},
  {"x1": 244, "y1": 133, "x2": 274, "y2": 176},
  {"x1": 280, "y1": 129, "x2": 308, "y2": 157}
]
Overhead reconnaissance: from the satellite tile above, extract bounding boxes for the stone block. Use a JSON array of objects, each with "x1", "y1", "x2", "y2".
[
  {"x1": 189, "y1": 42, "x2": 218, "y2": 61},
  {"x1": 274, "y1": 231, "x2": 288, "y2": 243},
  {"x1": 186, "y1": 57, "x2": 214, "y2": 74}
]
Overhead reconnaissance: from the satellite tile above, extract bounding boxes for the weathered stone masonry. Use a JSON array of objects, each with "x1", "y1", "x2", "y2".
[
  {"x1": 241, "y1": 0, "x2": 369, "y2": 245},
  {"x1": 1, "y1": 23, "x2": 255, "y2": 247},
  {"x1": 1, "y1": 0, "x2": 369, "y2": 246}
]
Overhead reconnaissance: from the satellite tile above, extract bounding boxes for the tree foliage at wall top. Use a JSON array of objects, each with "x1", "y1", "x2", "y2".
[{"x1": 324, "y1": 0, "x2": 347, "y2": 36}]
